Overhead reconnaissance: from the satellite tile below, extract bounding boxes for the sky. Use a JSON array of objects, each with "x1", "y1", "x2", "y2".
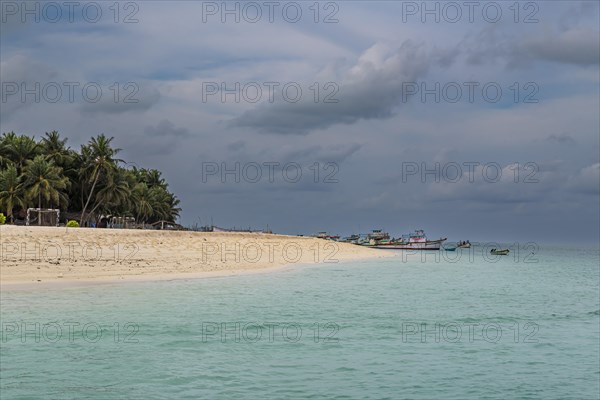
[{"x1": 1, "y1": 0, "x2": 599, "y2": 245}]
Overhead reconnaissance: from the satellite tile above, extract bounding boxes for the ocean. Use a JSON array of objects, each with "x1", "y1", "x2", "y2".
[{"x1": 1, "y1": 244, "x2": 599, "y2": 399}]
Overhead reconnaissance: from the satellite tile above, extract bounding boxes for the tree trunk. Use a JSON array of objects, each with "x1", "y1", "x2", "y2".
[
  {"x1": 88, "y1": 201, "x2": 104, "y2": 227},
  {"x1": 80, "y1": 170, "x2": 99, "y2": 226},
  {"x1": 38, "y1": 192, "x2": 41, "y2": 226},
  {"x1": 7, "y1": 199, "x2": 12, "y2": 223}
]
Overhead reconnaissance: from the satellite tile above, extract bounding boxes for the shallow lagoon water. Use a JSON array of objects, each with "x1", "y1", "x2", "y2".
[{"x1": 1, "y1": 245, "x2": 599, "y2": 399}]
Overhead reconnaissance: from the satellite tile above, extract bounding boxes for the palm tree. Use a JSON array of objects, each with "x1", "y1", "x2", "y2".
[
  {"x1": 22, "y1": 156, "x2": 69, "y2": 225},
  {"x1": 149, "y1": 186, "x2": 170, "y2": 221},
  {"x1": 132, "y1": 182, "x2": 153, "y2": 224},
  {"x1": 0, "y1": 164, "x2": 25, "y2": 223},
  {"x1": 166, "y1": 193, "x2": 182, "y2": 222},
  {"x1": 4, "y1": 134, "x2": 39, "y2": 172},
  {"x1": 79, "y1": 134, "x2": 122, "y2": 224},
  {"x1": 148, "y1": 186, "x2": 181, "y2": 223},
  {"x1": 90, "y1": 168, "x2": 132, "y2": 217},
  {"x1": 41, "y1": 131, "x2": 72, "y2": 168},
  {"x1": 145, "y1": 169, "x2": 166, "y2": 189},
  {"x1": 2, "y1": 132, "x2": 182, "y2": 227},
  {"x1": 0, "y1": 132, "x2": 17, "y2": 169}
]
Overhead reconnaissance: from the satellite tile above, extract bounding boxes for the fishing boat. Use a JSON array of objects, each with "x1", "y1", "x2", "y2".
[
  {"x1": 340, "y1": 234, "x2": 361, "y2": 244},
  {"x1": 368, "y1": 230, "x2": 390, "y2": 242},
  {"x1": 370, "y1": 230, "x2": 447, "y2": 250},
  {"x1": 315, "y1": 232, "x2": 340, "y2": 241},
  {"x1": 490, "y1": 249, "x2": 510, "y2": 255},
  {"x1": 355, "y1": 230, "x2": 392, "y2": 247},
  {"x1": 457, "y1": 241, "x2": 471, "y2": 248}
]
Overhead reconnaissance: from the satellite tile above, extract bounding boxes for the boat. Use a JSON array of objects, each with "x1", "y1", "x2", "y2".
[
  {"x1": 357, "y1": 230, "x2": 392, "y2": 246},
  {"x1": 367, "y1": 229, "x2": 390, "y2": 242},
  {"x1": 369, "y1": 230, "x2": 447, "y2": 250},
  {"x1": 444, "y1": 246, "x2": 457, "y2": 251},
  {"x1": 210, "y1": 225, "x2": 269, "y2": 233},
  {"x1": 315, "y1": 232, "x2": 340, "y2": 241},
  {"x1": 340, "y1": 234, "x2": 361, "y2": 244},
  {"x1": 490, "y1": 249, "x2": 510, "y2": 255},
  {"x1": 457, "y1": 241, "x2": 471, "y2": 248}
]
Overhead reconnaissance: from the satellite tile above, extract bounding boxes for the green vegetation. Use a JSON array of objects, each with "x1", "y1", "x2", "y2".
[
  {"x1": 66, "y1": 220, "x2": 79, "y2": 228},
  {"x1": 0, "y1": 131, "x2": 181, "y2": 226},
  {"x1": 0, "y1": 213, "x2": 6, "y2": 224}
]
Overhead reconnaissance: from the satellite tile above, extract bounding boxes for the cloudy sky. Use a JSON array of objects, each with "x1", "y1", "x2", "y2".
[{"x1": 1, "y1": 1, "x2": 599, "y2": 244}]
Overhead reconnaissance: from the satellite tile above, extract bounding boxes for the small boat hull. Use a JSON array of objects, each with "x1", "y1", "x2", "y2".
[
  {"x1": 490, "y1": 249, "x2": 510, "y2": 255},
  {"x1": 370, "y1": 238, "x2": 447, "y2": 251}
]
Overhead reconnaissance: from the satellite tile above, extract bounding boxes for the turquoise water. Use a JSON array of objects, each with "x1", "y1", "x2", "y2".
[{"x1": 1, "y1": 245, "x2": 599, "y2": 399}]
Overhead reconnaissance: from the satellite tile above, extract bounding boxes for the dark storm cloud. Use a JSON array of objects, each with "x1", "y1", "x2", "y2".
[
  {"x1": 207, "y1": 143, "x2": 363, "y2": 183},
  {"x1": 144, "y1": 119, "x2": 190, "y2": 138},
  {"x1": 559, "y1": 1, "x2": 600, "y2": 29},
  {"x1": 404, "y1": 162, "x2": 599, "y2": 209},
  {"x1": 0, "y1": 55, "x2": 53, "y2": 82},
  {"x1": 460, "y1": 25, "x2": 509, "y2": 66},
  {"x1": 372, "y1": 161, "x2": 581, "y2": 208},
  {"x1": 230, "y1": 41, "x2": 431, "y2": 134},
  {"x1": 227, "y1": 140, "x2": 246, "y2": 152},
  {"x1": 283, "y1": 143, "x2": 362, "y2": 164},
  {"x1": 123, "y1": 136, "x2": 175, "y2": 157},
  {"x1": 1, "y1": 1, "x2": 598, "y2": 244},
  {"x1": 197, "y1": 178, "x2": 338, "y2": 195},
  {"x1": 79, "y1": 85, "x2": 161, "y2": 114},
  {"x1": 0, "y1": 54, "x2": 161, "y2": 120},
  {"x1": 460, "y1": 25, "x2": 600, "y2": 68},
  {"x1": 119, "y1": 120, "x2": 191, "y2": 158},
  {"x1": 0, "y1": 55, "x2": 58, "y2": 119},
  {"x1": 522, "y1": 28, "x2": 600, "y2": 66}
]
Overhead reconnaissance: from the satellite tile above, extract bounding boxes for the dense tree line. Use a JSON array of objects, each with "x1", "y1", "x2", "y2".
[{"x1": 0, "y1": 131, "x2": 181, "y2": 225}]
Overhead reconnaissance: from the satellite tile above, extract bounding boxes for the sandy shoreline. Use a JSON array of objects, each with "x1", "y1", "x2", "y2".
[{"x1": 0, "y1": 225, "x2": 392, "y2": 289}]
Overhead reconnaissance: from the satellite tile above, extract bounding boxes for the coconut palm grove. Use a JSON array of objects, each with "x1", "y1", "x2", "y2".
[{"x1": 0, "y1": 131, "x2": 181, "y2": 226}]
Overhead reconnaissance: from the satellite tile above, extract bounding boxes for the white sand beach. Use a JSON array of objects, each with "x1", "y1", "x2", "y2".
[{"x1": 0, "y1": 225, "x2": 392, "y2": 286}]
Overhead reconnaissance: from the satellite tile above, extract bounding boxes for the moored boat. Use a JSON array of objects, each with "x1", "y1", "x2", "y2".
[
  {"x1": 457, "y1": 241, "x2": 471, "y2": 248},
  {"x1": 358, "y1": 230, "x2": 392, "y2": 246},
  {"x1": 315, "y1": 232, "x2": 340, "y2": 241},
  {"x1": 370, "y1": 230, "x2": 447, "y2": 250},
  {"x1": 490, "y1": 249, "x2": 510, "y2": 255},
  {"x1": 368, "y1": 229, "x2": 390, "y2": 242},
  {"x1": 340, "y1": 234, "x2": 361, "y2": 244}
]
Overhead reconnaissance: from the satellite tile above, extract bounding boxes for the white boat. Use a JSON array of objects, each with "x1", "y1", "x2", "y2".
[
  {"x1": 357, "y1": 230, "x2": 394, "y2": 246},
  {"x1": 371, "y1": 230, "x2": 446, "y2": 250}
]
